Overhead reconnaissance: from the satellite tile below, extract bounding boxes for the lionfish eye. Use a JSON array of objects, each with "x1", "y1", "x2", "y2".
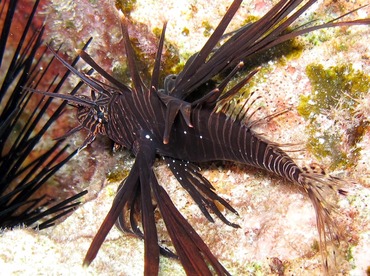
[
  {"x1": 94, "y1": 107, "x2": 107, "y2": 124},
  {"x1": 97, "y1": 111, "x2": 104, "y2": 119},
  {"x1": 96, "y1": 111, "x2": 104, "y2": 122}
]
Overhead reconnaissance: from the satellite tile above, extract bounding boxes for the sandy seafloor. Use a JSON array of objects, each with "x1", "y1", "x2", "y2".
[{"x1": 1, "y1": 0, "x2": 370, "y2": 275}]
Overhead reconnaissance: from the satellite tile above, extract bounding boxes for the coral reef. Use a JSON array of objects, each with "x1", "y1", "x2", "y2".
[{"x1": 1, "y1": 0, "x2": 370, "y2": 275}]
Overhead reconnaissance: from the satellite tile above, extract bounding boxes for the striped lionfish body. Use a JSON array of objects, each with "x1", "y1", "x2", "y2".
[{"x1": 31, "y1": 0, "x2": 370, "y2": 275}]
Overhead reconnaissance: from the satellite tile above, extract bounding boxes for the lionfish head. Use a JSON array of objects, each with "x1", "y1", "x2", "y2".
[
  {"x1": 25, "y1": 87, "x2": 110, "y2": 151},
  {"x1": 75, "y1": 93, "x2": 108, "y2": 136}
]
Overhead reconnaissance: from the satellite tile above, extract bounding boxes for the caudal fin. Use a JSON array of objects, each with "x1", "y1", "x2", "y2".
[{"x1": 298, "y1": 167, "x2": 347, "y2": 274}]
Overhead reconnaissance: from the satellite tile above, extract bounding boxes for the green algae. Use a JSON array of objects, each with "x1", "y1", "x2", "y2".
[
  {"x1": 299, "y1": 64, "x2": 370, "y2": 118},
  {"x1": 106, "y1": 155, "x2": 131, "y2": 183},
  {"x1": 275, "y1": 38, "x2": 304, "y2": 65},
  {"x1": 202, "y1": 21, "x2": 214, "y2": 37},
  {"x1": 112, "y1": 62, "x2": 130, "y2": 85},
  {"x1": 305, "y1": 30, "x2": 333, "y2": 46},
  {"x1": 297, "y1": 63, "x2": 370, "y2": 169},
  {"x1": 311, "y1": 239, "x2": 320, "y2": 253},
  {"x1": 106, "y1": 167, "x2": 130, "y2": 183},
  {"x1": 346, "y1": 245, "x2": 355, "y2": 262},
  {"x1": 115, "y1": 0, "x2": 137, "y2": 17},
  {"x1": 306, "y1": 127, "x2": 350, "y2": 169},
  {"x1": 242, "y1": 15, "x2": 260, "y2": 25},
  {"x1": 64, "y1": 20, "x2": 76, "y2": 29},
  {"x1": 151, "y1": 27, "x2": 162, "y2": 38},
  {"x1": 245, "y1": 262, "x2": 264, "y2": 275},
  {"x1": 181, "y1": 27, "x2": 190, "y2": 36}
]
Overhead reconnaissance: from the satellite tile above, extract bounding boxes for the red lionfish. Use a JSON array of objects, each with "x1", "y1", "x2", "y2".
[{"x1": 28, "y1": 0, "x2": 370, "y2": 274}]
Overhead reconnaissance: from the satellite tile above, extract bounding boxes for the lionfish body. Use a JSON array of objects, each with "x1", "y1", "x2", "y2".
[
  {"x1": 109, "y1": 89, "x2": 300, "y2": 181},
  {"x1": 32, "y1": 0, "x2": 370, "y2": 274}
]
